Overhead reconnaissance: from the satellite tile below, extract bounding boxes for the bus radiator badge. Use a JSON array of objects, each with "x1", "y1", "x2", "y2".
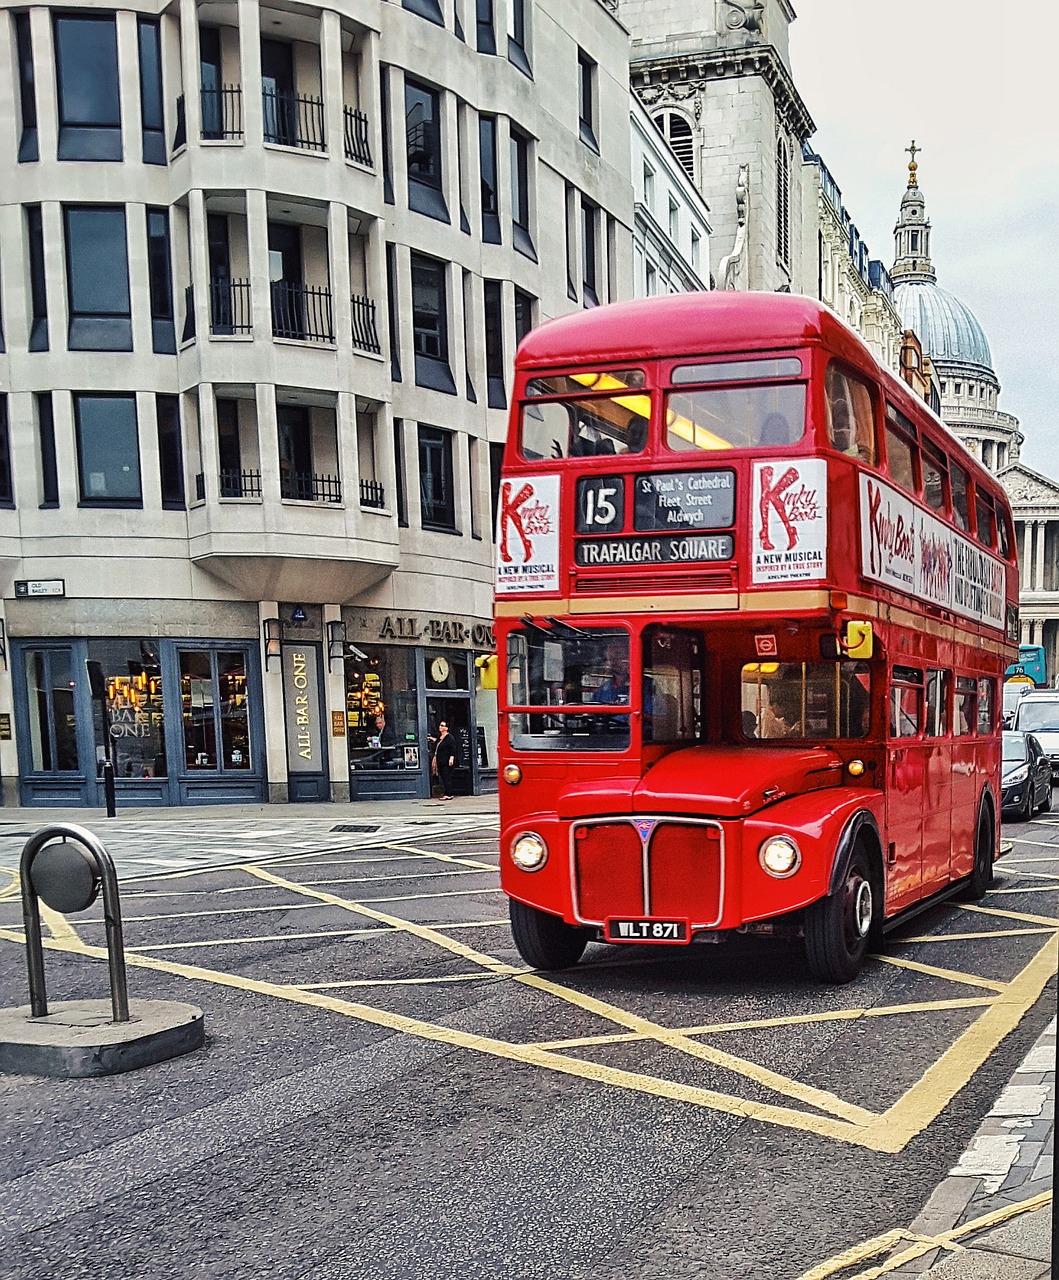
[{"x1": 633, "y1": 819, "x2": 657, "y2": 845}]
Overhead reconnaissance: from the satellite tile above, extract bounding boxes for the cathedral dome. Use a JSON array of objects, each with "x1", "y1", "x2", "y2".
[{"x1": 893, "y1": 280, "x2": 994, "y2": 372}]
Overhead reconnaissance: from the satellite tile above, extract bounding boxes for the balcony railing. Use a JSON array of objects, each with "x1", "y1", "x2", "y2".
[
  {"x1": 209, "y1": 278, "x2": 253, "y2": 336},
  {"x1": 360, "y1": 478, "x2": 385, "y2": 509},
  {"x1": 343, "y1": 106, "x2": 372, "y2": 166},
  {"x1": 219, "y1": 469, "x2": 262, "y2": 498},
  {"x1": 262, "y1": 87, "x2": 325, "y2": 152},
  {"x1": 271, "y1": 281, "x2": 334, "y2": 344},
  {"x1": 201, "y1": 84, "x2": 244, "y2": 140},
  {"x1": 351, "y1": 294, "x2": 381, "y2": 354},
  {"x1": 181, "y1": 284, "x2": 195, "y2": 342},
  {"x1": 281, "y1": 472, "x2": 342, "y2": 503}
]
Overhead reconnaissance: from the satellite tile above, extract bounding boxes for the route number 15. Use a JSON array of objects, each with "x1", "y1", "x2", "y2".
[{"x1": 576, "y1": 476, "x2": 625, "y2": 533}]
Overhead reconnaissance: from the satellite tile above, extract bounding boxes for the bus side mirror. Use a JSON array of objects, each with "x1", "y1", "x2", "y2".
[
  {"x1": 843, "y1": 621, "x2": 873, "y2": 660},
  {"x1": 475, "y1": 654, "x2": 498, "y2": 690}
]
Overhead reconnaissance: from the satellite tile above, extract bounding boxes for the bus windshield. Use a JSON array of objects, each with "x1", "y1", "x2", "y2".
[
  {"x1": 507, "y1": 626, "x2": 631, "y2": 751},
  {"x1": 742, "y1": 660, "x2": 871, "y2": 740}
]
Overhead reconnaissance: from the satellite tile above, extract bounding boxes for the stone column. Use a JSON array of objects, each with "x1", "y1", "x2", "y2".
[
  {"x1": 1034, "y1": 521, "x2": 1046, "y2": 593},
  {"x1": 178, "y1": 0, "x2": 202, "y2": 142},
  {"x1": 323, "y1": 603, "x2": 349, "y2": 801},
  {"x1": 259, "y1": 599, "x2": 289, "y2": 801},
  {"x1": 239, "y1": 0, "x2": 263, "y2": 145},
  {"x1": 186, "y1": 188, "x2": 212, "y2": 341}
]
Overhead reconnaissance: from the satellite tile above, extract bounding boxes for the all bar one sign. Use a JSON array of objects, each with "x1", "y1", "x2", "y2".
[{"x1": 282, "y1": 646, "x2": 322, "y2": 773}]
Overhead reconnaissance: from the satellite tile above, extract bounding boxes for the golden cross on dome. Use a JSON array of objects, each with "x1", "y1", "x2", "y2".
[{"x1": 906, "y1": 140, "x2": 920, "y2": 186}]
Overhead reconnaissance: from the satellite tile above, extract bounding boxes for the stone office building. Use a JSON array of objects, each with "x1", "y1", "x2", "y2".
[{"x1": 0, "y1": 0, "x2": 633, "y2": 806}]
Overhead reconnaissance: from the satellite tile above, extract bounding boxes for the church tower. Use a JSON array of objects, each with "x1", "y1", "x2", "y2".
[
  {"x1": 891, "y1": 143, "x2": 937, "y2": 285},
  {"x1": 623, "y1": 0, "x2": 814, "y2": 292}
]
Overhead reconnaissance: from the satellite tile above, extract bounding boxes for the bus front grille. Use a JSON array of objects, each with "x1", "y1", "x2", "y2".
[
  {"x1": 572, "y1": 819, "x2": 724, "y2": 929},
  {"x1": 573, "y1": 569, "x2": 736, "y2": 595}
]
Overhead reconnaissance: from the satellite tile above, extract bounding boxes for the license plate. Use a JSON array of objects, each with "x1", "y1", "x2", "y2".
[{"x1": 605, "y1": 918, "x2": 689, "y2": 944}]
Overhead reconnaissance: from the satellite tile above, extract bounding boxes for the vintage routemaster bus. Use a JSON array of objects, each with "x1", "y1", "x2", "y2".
[{"x1": 494, "y1": 292, "x2": 1018, "y2": 983}]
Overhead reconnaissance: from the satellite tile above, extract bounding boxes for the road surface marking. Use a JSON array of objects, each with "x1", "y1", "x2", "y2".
[{"x1": 873, "y1": 955, "x2": 1008, "y2": 992}]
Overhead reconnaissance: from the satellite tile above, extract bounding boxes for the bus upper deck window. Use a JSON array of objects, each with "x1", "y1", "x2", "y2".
[
  {"x1": 665, "y1": 381, "x2": 806, "y2": 453},
  {"x1": 825, "y1": 364, "x2": 876, "y2": 464},
  {"x1": 974, "y1": 490, "x2": 997, "y2": 548},
  {"x1": 884, "y1": 404, "x2": 917, "y2": 494},
  {"x1": 520, "y1": 371, "x2": 649, "y2": 461},
  {"x1": 950, "y1": 463, "x2": 971, "y2": 532},
  {"x1": 920, "y1": 436, "x2": 949, "y2": 514}
]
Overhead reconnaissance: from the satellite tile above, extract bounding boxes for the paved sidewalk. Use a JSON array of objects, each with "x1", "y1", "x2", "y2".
[{"x1": 889, "y1": 1019, "x2": 1054, "y2": 1279}]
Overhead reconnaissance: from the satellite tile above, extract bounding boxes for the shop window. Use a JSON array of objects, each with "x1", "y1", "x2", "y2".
[
  {"x1": 179, "y1": 649, "x2": 251, "y2": 771},
  {"x1": 346, "y1": 646, "x2": 419, "y2": 772},
  {"x1": 88, "y1": 639, "x2": 166, "y2": 779},
  {"x1": 64, "y1": 206, "x2": 132, "y2": 351},
  {"x1": 418, "y1": 425, "x2": 456, "y2": 531},
  {"x1": 74, "y1": 393, "x2": 141, "y2": 506},
  {"x1": 479, "y1": 114, "x2": 501, "y2": 243},
  {"x1": 137, "y1": 18, "x2": 165, "y2": 165},
  {"x1": 54, "y1": 13, "x2": 122, "y2": 161},
  {"x1": 15, "y1": 14, "x2": 38, "y2": 163},
  {"x1": 24, "y1": 649, "x2": 78, "y2": 772}
]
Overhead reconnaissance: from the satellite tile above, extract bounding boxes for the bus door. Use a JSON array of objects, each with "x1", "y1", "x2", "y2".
[
  {"x1": 886, "y1": 666, "x2": 925, "y2": 911},
  {"x1": 949, "y1": 677, "x2": 979, "y2": 879},
  {"x1": 921, "y1": 669, "x2": 953, "y2": 890}
]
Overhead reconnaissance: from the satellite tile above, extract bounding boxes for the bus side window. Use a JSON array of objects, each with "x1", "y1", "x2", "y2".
[
  {"x1": 954, "y1": 676, "x2": 977, "y2": 736},
  {"x1": 925, "y1": 670, "x2": 951, "y2": 736},
  {"x1": 825, "y1": 364, "x2": 876, "y2": 464},
  {"x1": 889, "y1": 666, "x2": 922, "y2": 737},
  {"x1": 643, "y1": 627, "x2": 702, "y2": 743},
  {"x1": 950, "y1": 463, "x2": 971, "y2": 532},
  {"x1": 884, "y1": 403, "x2": 919, "y2": 494},
  {"x1": 977, "y1": 679, "x2": 995, "y2": 734}
]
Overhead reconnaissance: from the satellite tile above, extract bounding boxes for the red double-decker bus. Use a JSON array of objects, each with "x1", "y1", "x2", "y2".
[{"x1": 494, "y1": 292, "x2": 1018, "y2": 982}]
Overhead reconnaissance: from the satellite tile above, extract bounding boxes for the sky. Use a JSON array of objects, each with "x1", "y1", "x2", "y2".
[{"x1": 788, "y1": 0, "x2": 1059, "y2": 480}]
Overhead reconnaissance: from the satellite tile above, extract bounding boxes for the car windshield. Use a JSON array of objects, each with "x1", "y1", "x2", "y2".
[
  {"x1": 1002, "y1": 735, "x2": 1028, "y2": 763},
  {"x1": 1015, "y1": 702, "x2": 1059, "y2": 733}
]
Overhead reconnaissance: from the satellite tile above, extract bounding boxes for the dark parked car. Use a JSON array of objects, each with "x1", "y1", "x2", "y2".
[{"x1": 1002, "y1": 731, "x2": 1053, "y2": 821}]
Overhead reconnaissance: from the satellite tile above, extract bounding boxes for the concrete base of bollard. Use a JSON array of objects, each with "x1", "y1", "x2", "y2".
[{"x1": 0, "y1": 999, "x2": 205, "y2": 1078}]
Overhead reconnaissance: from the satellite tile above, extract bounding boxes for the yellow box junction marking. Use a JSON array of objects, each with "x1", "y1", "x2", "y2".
[{"x1": 0, "y1": 850, "x2": 1055, "y2": 1155}]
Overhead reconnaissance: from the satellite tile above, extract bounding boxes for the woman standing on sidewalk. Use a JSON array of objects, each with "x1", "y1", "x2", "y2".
[{"x1": 431, "y1": 722, "x2": 458, "y2": 800}]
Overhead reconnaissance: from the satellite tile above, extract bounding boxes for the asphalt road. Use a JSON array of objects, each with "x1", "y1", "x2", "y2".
[{"x1": 0, "y1": 800, "x2": 1056, "y2": 1280}]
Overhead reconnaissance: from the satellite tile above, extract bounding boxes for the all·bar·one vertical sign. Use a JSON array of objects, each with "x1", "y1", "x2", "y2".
[{"x1": 281, "y1": 645, "x2": 322, "y2": 772}]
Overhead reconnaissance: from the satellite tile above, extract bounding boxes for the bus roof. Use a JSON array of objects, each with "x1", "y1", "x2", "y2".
[{"x1": 515, "y1": 292, "x2": 872, "y2": 371}]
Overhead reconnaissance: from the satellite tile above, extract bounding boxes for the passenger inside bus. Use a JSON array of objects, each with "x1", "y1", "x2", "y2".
[
  {"x1": 760, "y1": 412, "x2": 797, "y2": 446},
  {"x1": 764, "y1": 683, "x2": 803, "y2": 737}
]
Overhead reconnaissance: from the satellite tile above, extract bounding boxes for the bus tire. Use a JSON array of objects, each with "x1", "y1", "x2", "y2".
[
  {"x1": 509, "y1": 899, "x2": 589, "y2": 970},
  {"x1": 964, "y1": 803, "x2": 995, "y2": 901},
  {"x1": 804, "y1": 845, "x2": 877, "y2": 984}
]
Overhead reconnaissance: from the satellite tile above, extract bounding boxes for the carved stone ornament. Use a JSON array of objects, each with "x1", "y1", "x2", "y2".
[
  {"x1": 723, "y1": 0, "x2": 766, "y2": 32},
  {"x1": 1002, "y1": 471, "x2": 1059, "y2": 506}
]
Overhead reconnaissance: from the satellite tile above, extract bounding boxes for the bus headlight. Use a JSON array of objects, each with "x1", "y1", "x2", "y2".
[
  {"x1": 759, "y1": 835, "x2": 802, "y2": 878},
  {"x1": 503, "y1": 764, "x2": 523, "y2": 785},
  {"x1": 511, "y1": 831, "x2": 548, "y2": 871}
]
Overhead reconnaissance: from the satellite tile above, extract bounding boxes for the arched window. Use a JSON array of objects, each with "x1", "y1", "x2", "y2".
[
  {"x1": 652, "y1": 111, "x2": 695, "y2": 183},
  {"x1": 776, "y1": 138, "x2": 790, "y2": 266}
]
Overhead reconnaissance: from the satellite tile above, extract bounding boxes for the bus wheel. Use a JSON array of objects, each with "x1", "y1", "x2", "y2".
[
  {"x1": 509, "y1": 899, "x2": 589, "y2": 970},
  {"x1": 964, "y1": 807, "x2": 995, "y2": 900},
  {"x1": 804, "y1": 847, "x2": 876, "y2": 984}
]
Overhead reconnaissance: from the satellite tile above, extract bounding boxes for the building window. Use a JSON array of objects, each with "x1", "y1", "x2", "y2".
[
  {"x1": 0, "y1": 396, "x2": 13, "y2": 507},
  {"x1": 418, "y1": 425, "x2": 456, "y2": 531},
  {"x1": 514, "y1": 288, "x2": 534, "y2": 347},
  {"x1": 64, "y1": 207, "x2": 132, "y2": 351},
  {"x1": 484, "y1": 280, "x2": 506, "y2": 409},
  {"x1": 776, "y1": 138, "x2": 791, "y2": 267},
  {"x1": 89, "y1": 639, "x2": 168, "y2": 780},
  {"x1": 36, "y1": 393, "x2": 58, "y2": 507},
  {"x1": 405, "y1": 78, "x2": 449, "y2": 222},
  {"x1": 346, "y1": 645, "x2": 419, "y2": 771},
  {"x1": 510, "y1": 126, "x2": 536, "y2": 260},
  {"x1": 489, "y1": 441, "x2": 504, "y2": 539},
  {"x1": 402, "y1": 0, "x2": 445, "y2": 26},
  {"x1": 15, "y1": 14, "x2": 38, "y2": 163},
  {"x1": 669, "y1": 196, "x2": 679, "y2": 243},
  {"x1": 385, "y1": 242, "x2": 401, "y2": 382},
  {"x1": 642, "y1": 161, "x2": 655, "y2": 209},
  {"x1": 137, "y1": 18, "x2": 165, "y2": 165},
  {"x1": 565, "y1": 184, "x2": 577, "y2": 300},
  {"x1": 147, "y1": 208, "x2": 175, "y2": 354},
  {"x1": 380, "y1": 66, "x2": 395, "y2": 205},
  {"x1": 156, "y1": 395, "x2": 184, "y2": 509},
  {"x1": 411, "y1": 253, "x2": 456, "y2": 394},
  {"x1": 53, "y1": 13, "x2": 122, "y2": 161},
  {"x1": 24, "y1": 649, "x2": 79, "y2": 772},
  {"x1": 179, "y1": 649, "x2": 252, "y2": 772},
  {"x1": 645, "y1": 260, "x2": 656, "y2": 296},
  {"x1": 394, "y1": 418, "x2": 408, "y2": 526},
  {"x1": 581, "y1": 196, "x2": 599, "y2": 306},
  {"x1": 476, "y1": 0, "x2": 496, "y2": 54},
  {"x1": 653, "y1": 111, "x2": 694, "y2": 182},
  {"x1": 577, "y1": 50, "x2": 597, "y2": 150},
  {"x1": 26, "y1": 205, "x2": 48, "y2": 351},
  {"x1": 508, "y1": 0, "x2": 530, "y2": 75},
  {"x1": 74, "y1": 393, "x2": 142, "y2": 506},
  {"x1": 479, "y1": 114, "x2": 501, "y2": 243},
  {"x1": 691, "y1": 227, "x2": 701, "y2": 271}
]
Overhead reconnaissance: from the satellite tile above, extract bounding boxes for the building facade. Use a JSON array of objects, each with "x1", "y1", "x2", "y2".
[{"x1": 0, "y1": 0, "x2": 633, "y2": 807}]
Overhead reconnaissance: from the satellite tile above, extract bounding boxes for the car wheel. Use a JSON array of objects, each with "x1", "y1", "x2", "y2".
[
  {"x1": 1020, "y1": 787, "x2": 1033, "y2": 823},
  {"x1": 804, "y1": 846, "x2": 878, "y2": 984},
  {"x1": 509, "y1": 898, "x2": 590, "y2": 970},
  {"x1": 1041, "y1": 784, "x2": 1052, "y2": 814}
]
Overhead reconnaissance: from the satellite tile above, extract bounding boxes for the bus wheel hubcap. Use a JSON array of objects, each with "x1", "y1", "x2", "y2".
[{"x1": 851, "y1": 880, "x2": 872, "y2": 938}]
